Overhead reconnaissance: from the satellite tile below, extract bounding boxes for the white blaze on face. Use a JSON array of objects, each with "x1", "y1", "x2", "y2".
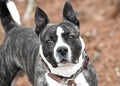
[{"x1": 54, "y1": 26, "x2": 72, "y2": 63}]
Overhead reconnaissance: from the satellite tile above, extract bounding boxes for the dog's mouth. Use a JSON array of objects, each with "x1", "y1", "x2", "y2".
[
  {"x1": 60, "y1": 59, "x2": 69, "y2": 64},
  {"x1": 57, "y1": 59, "x2": 74, "y2": 67}
]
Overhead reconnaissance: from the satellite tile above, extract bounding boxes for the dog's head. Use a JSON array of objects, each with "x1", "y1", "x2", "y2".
[{"x1": 35, "y1": 2, "x2": 85, "y2": 77}]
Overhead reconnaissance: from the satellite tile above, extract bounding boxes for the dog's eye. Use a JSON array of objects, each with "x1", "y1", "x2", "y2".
[
  {"x1": 47, "y1": 40, "x2": 54, "y2": 45},
  {"x1": 69, "y1": 34, "x2": 75, "y2": 39}
]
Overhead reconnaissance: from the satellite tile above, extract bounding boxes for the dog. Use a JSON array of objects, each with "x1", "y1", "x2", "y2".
[{"x1": 0, "y1": 0, "x2": 98, "y2": 86}]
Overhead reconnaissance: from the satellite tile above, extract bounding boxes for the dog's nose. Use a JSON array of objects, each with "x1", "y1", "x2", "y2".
[{"x1": 57, "y1": 47, "x2": 68, "y2": 57}]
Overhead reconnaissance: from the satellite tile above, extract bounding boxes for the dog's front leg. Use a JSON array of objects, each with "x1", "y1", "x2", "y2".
[
  {"x1": 34, "y1": 58, "x2": 48, "y2": 86},
  {"x1": 35, "y1": 76, "x2": 48, "y2": 86},
  {"x1": 34, "y1": 70, "x2": 48, "y2": 86}
]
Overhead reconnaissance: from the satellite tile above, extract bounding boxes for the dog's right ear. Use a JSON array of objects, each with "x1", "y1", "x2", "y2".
[{"x1": 35, "y1": 7, "x2": 49, "y2": 36}]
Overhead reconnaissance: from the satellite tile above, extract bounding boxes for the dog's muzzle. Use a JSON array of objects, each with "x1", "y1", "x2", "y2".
[{"x1": 47, "y1": 52, "x2": 89, "y2": 86}]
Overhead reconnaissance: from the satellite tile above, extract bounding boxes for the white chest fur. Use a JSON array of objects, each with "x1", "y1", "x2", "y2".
[{"x1": 45, "y1": 72, "x2": 89, "y2": 86}]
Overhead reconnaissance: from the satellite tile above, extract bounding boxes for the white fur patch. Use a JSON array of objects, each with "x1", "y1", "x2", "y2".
[
  {"x1": 75, "y1": 72, "x2": 89, "y2": 86},
  {"x1": 6, "y1": 1, "x2": 21, "y2": 25},
  {"x1": 45, "y1": 73, "x2": 61, "y2": 86},
  {"x1": 54, "y1": 27, "x2": 72, "y2": 63},
  {"x1": 45, "y1": 72, "x2": 89, "y2": 86}
]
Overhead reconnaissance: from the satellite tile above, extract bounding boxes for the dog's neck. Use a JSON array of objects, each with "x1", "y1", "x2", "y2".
[{"x1": 46, "y1": 51, "x2": 89, "y2": 86}]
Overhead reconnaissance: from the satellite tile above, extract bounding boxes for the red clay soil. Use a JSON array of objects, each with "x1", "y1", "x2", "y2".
[{"x1": 0, "y1": 0, "x2": 120, "y2": 86}]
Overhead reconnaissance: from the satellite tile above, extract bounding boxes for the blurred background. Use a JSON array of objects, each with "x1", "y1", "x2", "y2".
[{"x1": 0, "y1": 0, "x2": 120, "y2": 86}]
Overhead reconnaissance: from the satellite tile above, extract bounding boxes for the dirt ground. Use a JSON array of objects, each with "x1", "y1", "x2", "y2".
[{"x1": 0, "y1": 0, "x2": 120, "y2": 86}]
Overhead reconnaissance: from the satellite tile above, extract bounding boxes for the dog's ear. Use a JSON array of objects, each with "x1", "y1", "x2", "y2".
[
  {"x1": 63, "y1": 2, "x2": 80, "y2": 27},
  {"x1": 35, "y1": 7, "x2": 49, "y2": 35}
]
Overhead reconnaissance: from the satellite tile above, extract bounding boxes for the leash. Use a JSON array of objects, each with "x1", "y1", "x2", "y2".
[{"x1": 48, "y1": 51, "x2": 89, "y2": 86}]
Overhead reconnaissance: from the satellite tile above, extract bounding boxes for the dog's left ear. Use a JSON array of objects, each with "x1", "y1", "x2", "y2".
[
  {"x1": 35, "y1": 7, "x2": 49, "y2": 36},
  {"x1": 63, "y1": 2, "x2": 80, "y2": 27}
]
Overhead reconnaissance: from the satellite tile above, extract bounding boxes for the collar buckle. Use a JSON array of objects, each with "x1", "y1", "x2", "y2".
[{"x1": 61, "y1": 78, "x2": 76, "y2": 86}]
